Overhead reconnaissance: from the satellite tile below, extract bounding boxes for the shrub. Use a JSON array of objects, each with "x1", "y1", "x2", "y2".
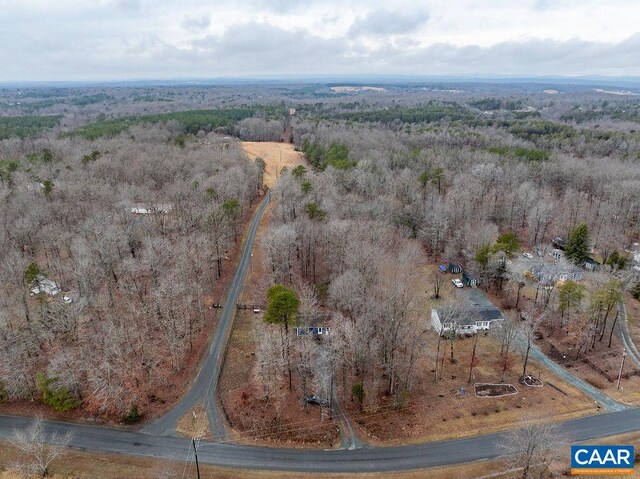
[
  {"x1": 35, "y1": 372, "x2": 80, "y2": 412},
  {"x1": 24, "y1": 262, "x2": 43, "y2": 285},
  {"x1": 123, "y1": 405, "x2": 143, "y2": 424}
]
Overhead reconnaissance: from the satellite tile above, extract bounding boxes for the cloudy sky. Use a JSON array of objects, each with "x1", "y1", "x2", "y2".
[{"x1": 1, "y1": 0, "x2": 639, "y2": 81}]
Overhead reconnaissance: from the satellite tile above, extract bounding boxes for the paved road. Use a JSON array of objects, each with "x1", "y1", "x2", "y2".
[
  {"x1": 143, "y1": 192, "x2": 271, "y2": 439},
  {"x1": 2, "y1": 409, "x2": 640, "y2": 473},
  {"x1": 617, "y1": 301, "x2": 640, "y2": 367}
]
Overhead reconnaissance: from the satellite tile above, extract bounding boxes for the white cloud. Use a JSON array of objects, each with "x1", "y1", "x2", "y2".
[
  {"x1": 182, "y1": 14, "x2": 211, "y2": 32},
  {"x1": 348, "y1": 9, "x2": 430, "y2": 37},
  {"x1": 0, "y1": 0, "x2": 638, "y2": 81}
]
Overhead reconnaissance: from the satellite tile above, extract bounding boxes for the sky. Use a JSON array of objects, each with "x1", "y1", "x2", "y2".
[{"x1": 1, "y1": 0, "x2": 639, "y2": 81}]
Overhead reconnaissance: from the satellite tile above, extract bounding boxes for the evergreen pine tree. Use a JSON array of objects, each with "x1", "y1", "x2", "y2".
[{"x1": 565, "y1": 223, "x2": 589, "y2": 266}]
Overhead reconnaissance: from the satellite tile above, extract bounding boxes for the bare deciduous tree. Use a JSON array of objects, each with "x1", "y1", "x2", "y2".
[
  {"x1": 499, "y1": 416, "x2": 567, "y2": 479},
  {"x1": 10, "y1": 417, "x2": 74, "y2": 477}
]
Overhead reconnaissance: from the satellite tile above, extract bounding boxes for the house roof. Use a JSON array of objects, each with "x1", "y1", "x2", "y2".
[
  {"x1": 531, "y1": 262, "x2": 582, "y2": 277},
  {"x1": 435, "y1": 305, "x2": 503, "y2": 327},
  {"x1": 30, "y1": 276, "x2": 60, "y2": 296},
  {"x1": 130, "y1": 203, "x2": 173, "y2": 214}
]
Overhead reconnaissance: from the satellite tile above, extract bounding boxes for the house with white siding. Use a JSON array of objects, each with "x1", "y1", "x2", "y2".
[{"x1": 431, "y1": 305, "x2": 503, "y2": 336}]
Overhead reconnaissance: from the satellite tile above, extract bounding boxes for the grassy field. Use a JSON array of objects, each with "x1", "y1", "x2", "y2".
[{"x1": 241, "y1": 142, "x2": 306, "y2": 188}]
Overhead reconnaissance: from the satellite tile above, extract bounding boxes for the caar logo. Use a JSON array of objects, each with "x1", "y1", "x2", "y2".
[{"x1": 571, "y1": 445, "x2": 634, "y2": 475}]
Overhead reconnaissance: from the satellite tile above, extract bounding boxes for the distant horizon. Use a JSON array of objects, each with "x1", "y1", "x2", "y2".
[{"x1": 2, "y1": 74, "x2": 640, "y2": 89}]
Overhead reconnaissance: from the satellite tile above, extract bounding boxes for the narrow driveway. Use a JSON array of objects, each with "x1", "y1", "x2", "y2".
[
  {"x1": 332, "y1": 393, "x2": 367, "y2": 450},
  {"x1": 143, "y1": 192, "x2": 271, "y2": 439},
  {"x1": 617, "y1": 301, "x2": 640, "y2": 367},
  {"x1": 527, "y1": 342, "x2": 626, "y2": 412},
  {"x1": 463, "y1": 288, "x2": 626, "y2": 411}
]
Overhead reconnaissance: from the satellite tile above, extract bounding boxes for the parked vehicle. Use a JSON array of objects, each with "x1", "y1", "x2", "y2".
[
  {"x1": 522, "y1": 252, "x2": 534, "y2": 259},
  {"x1": 452, "y1": 278, "x2": 464, "y2": 288},
  {"x1": 304, "y1": 395, "x2": 329, "y2": 407}
]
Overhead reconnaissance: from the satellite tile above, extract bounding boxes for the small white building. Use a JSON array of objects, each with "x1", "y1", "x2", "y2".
[
  {"x1": 130, "y1": 203, "x2": 173, "y2": 214},
  {"x1": 296, "y1": 327, "x2": 331, "y2": 337},
  {"x1": 30, "y1": 276, "x2": 60, "y2": 296}
]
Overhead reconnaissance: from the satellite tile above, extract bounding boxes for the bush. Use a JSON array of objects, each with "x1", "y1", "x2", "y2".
[
  {"x1": 24, "y1": 262, "x2": 43, "y2": 285},
  {"x1": 123, "y1": 405, "x2": 143, "y2": 424},
  {"x1": 35, "y1": 372, "x2": 80, "y2": 412}
]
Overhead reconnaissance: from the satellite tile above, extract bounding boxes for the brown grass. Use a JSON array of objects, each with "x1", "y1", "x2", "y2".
[
  {"x1": 176, "y1": 403, "x2": 212, "y2": 440},
  {"x1": 241, "y1": 142, "x2": 306, "y2": 188},
  {"x1": 343, "y1": 263, "x2": 597, "y2": 446}
]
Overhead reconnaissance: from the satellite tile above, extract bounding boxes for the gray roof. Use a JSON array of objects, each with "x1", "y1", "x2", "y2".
[{"x1": 436, "y1": 305, "x2": 503, "y2": 327}]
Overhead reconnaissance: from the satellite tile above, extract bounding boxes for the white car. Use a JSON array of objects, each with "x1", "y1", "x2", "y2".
[
  {"x1": 452, "y1": 278, "x2": 464, "y2": 288},
  {"x1": 522, "y1": 252, "x2": 534, "y2": 259}
]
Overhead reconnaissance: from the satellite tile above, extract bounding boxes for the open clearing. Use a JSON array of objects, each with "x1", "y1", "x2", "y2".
[
  {"x1": 344, "y1": 264, "x2": 598, "y2": 446},
  {"x1": 241, "y1": 142, "x2": 306, "y2": 188}
]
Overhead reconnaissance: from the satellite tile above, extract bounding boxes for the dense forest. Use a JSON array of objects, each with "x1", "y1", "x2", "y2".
[
  {"x1": 1, "y1": 81, "x2": 640, "y2": 422},
  {"x1": 0, "y1": 122, "x2": 261, "y2": 418},
  {"x1": 253, "y1": 108, "x2": 640, "y2": 411}
]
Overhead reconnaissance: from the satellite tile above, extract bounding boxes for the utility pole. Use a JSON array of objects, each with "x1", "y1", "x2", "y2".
[
  {"x1": 617, "y1": 348, "x2": 627, "y2": 390},
  {"x1": 192, "y1": 438, "x2": 201, "y2": 479}
]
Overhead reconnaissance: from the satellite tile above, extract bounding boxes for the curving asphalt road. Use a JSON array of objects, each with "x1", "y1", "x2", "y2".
[
  {"x1": 143, "y1": 191, "x2": 271, "y2": 439},
  {"x1": 2, "y1": 409, "x2": 640, "y2": 473},
  {"x1": 3, "y1": 192, "x2": 640, "y2": 474}
]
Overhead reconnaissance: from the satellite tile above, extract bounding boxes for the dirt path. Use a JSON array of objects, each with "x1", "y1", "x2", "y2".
[
  {"x1": 241, "y1": 142, "x2": 305, "y2": 188},
  {"x1": 333, "y1": 393, "x2": 367, "y2": 450}
]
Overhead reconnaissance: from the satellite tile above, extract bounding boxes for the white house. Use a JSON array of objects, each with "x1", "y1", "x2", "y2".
[
  {"x1": 130, "y1": 203, "x2": 173, "y2": 214},
  {"x1": 431, "y1": 305, "x2": 503, "y2": 336},
  {"x1": 531, "y1": 261, "x2": 583, "y2": 284},
  {"x1": 30, "y1": 276, "x2": 60, "y2": 296},
  {"x1": 296, "y1": 327, "x2": 331, "y2": 337}
]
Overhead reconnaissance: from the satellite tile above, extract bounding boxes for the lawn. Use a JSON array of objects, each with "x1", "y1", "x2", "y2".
[{"x1": 342, "y1": 264, "x2": 598, "y2": 446}]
